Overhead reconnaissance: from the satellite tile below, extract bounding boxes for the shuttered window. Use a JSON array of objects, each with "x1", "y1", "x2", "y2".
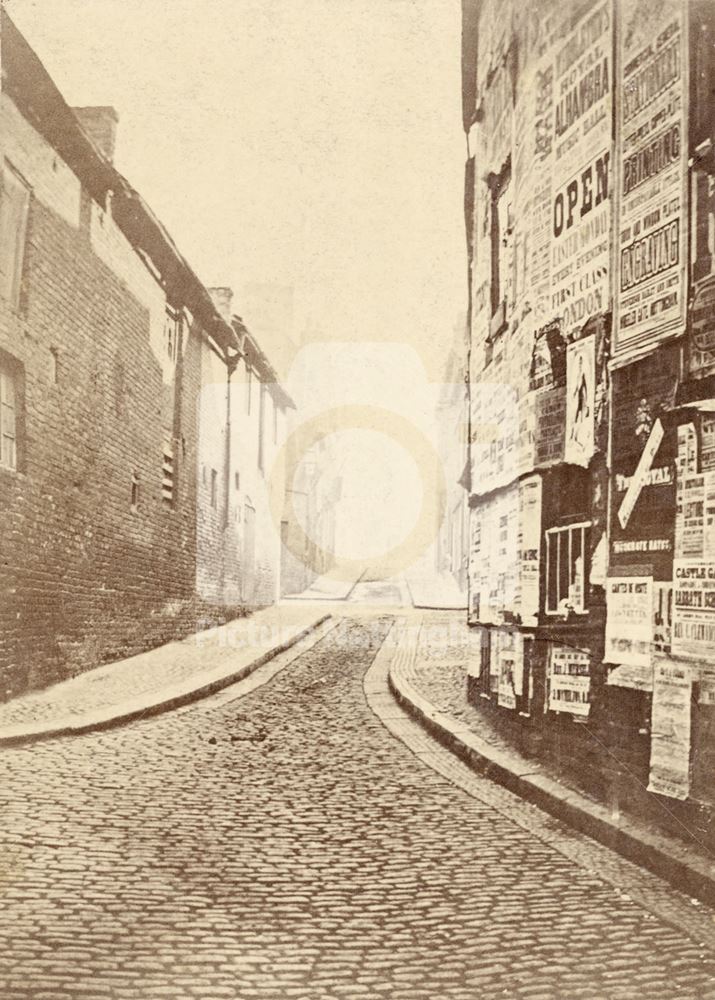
[
  {"x1": 162, "y1": 439, "x2": 174, "y2": 504},
  {"x1": 0, "y1": 162, "x2": 30, "y2": 309}
]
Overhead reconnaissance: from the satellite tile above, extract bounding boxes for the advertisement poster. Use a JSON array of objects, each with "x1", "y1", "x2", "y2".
[
  {"x1": 648, "y1": 660, "x2": 692, "y2": 800},
  {"x1": 676, "y1": 422, "x2": 698, "y2": 477},
  {"x1": 609, "y1": 581, "x2": 671, "y2": 690},
  {"x1": 548, "y1": 644, "x2": 591, "y2": 716},
  {"x1": 470, "y1": 381, "x2": 520, "y2": 495},
  {"x1": 518, "y1": 475, "x2": 542, "y2": 626},
  {"x1": 614, "y1": 0, "x2": 689, "y2": 360},
  {"x1": 701, "y1": 414, "x2": 715, "y2": 472},
  {"x1": 548, "y1": 1, "x2": 612, "y2": 341},
  {"x1": 610, "y1": 347, "x2": 678, "y2": 580},
  {"x1": 604, "y1": 576, "x2": 653, "y2": 667},
  {"x1": 534, "y1": 386, "x2": 566, "y2": 466},
  {"x1": 498, "y1": 634, "x2": 525, "y2": 710},
  {"x1": 469, "y1": 486, "x2": 525, "y2": 626},
  {"x1": 490, "y1": 628, "x2": 517, "y2": 696},
  {"x1": 565, "y1": 334, "x2": 596, "y2": 467},
  {"x1": 672, "y1": 560, "x2": 715, "y2": 660},
  {"x1": 675, "y1": 472, "x2": 705, "y2": 559},
  {"x1": 689, "y1": 276, "x2": 715, "y2": 379}
]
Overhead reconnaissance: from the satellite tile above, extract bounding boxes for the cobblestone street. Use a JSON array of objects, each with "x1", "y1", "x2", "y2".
[{"x1": 1, "y1": 615, "x2": 715, "y2": 1000}]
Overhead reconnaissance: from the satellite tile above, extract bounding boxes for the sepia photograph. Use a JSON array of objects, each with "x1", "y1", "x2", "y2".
[{"x1": 0, "y1": 0, "x2": 715, "y2": 996}]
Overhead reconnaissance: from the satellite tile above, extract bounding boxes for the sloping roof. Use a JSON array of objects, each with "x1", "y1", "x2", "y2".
[
  {"x1": 232, "y1": 318, "x2": 295, "y2": 410},
  {"x1": 0, "y1": 10, "x2": 239, "y2": 360}
]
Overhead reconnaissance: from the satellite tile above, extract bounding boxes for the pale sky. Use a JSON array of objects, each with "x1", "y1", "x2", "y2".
[
  {"x1": 6, "y1": 0, "x2": 465, "y2": 381},
  {"x1": 6, "y1": 0, "x2": 466, "y2": 570}
]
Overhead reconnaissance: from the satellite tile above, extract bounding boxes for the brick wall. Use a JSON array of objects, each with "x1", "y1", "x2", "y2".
[{"x1": 0, "y1": 92, "x2": 243, "y2": 701}]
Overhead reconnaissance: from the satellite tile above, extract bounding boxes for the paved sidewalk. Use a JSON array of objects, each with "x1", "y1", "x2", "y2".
[
  {"x1": 282, "y1": 568, "x2": 365, "y2": 601},
  {"x1": 387, "y1": 610, "x2": 715, "y2": 908},
  {"x1": 0, "y1": 604, "x2": 330, "y2": 746},
  {"x1": 405, "y1": 571, "x2": 467, "y2": 610}
]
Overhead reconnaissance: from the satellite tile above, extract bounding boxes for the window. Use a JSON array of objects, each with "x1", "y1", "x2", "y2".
[
  {"x1": 49, "y1": 347, "x2": 59, "y2": 384},
  {"x1": 246, "y1": 366, "x2": 253, "y2": 414},
  {"x1": 0, "y1": 363, "x2": 17, "y2": 470},
  {"x1": 545, "y1": 521, "x2": 591, "y2": 615},
  {"x1": 234, "y1": 471, "x2": 240, "y2": 490},
  {"x1": 210, "y1": 468, "x2": 218, "y2": 509},
  {"x1": 162, "y1": 438, "x2": 174, "y2": 505},
  {"x1": 130, "y1": 472, "x2": 140, "y2": 510},
  {"x1": 164, "y1": 307, "x2": 181, "y2": 364},
  {"x1": 0, "y1": 162, "x2": 30, "y2": 309}
]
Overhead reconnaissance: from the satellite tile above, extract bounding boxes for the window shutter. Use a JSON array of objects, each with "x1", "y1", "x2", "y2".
[{"x1": 0, "y1": 164, "x2": 30, "y2": 308}]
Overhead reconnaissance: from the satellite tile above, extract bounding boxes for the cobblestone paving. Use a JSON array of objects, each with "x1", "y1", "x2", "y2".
[{"x1": 0, "y1": 617, "x2": 714, "y2": 999}]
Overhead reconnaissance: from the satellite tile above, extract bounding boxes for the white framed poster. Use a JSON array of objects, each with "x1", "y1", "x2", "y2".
[
  {"x1": 604, "y1": 576, "x2": 653, "y2": 667},
  {"x1": 565, "y1": 334, "x2": 596, "y2": 467}
]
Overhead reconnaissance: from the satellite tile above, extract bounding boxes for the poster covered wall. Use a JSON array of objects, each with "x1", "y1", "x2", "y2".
[
  {"x1": 614, "y1": 0, "x2": 689, "y2": 360},
  {"x1": 468, "y1": 478, "x2": 543, "y2": 627}
]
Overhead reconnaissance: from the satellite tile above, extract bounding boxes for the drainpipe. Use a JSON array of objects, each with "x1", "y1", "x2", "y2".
[
  {"x1": 223, "y1": 349, "x2": 241, "y2": 605},
  {"x1": 224, "y1": 356, "x2": 232, "y2": 532}
]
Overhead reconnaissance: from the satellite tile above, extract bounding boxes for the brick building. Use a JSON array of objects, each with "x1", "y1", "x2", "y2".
[
  {"x1": 462, "y1": 0, "x2": 715, "y2": 846},
  {"x1": 202, "y1": 289, "x2": 294, "y2": 609},
  {"x1": 0, "y1": 13, "x2": 291, "y2": 700}
]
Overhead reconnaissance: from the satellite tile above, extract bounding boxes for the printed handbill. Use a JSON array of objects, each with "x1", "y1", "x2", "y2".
[
  {"x1": 548, "y1": 644, "x2": 591, "y2": 716},
  {"x1": 498, "y1": 635, "x2": 525, "y2": 711},
  {"x1": 604, "y1": 576, "x2": 653, "y2": 667},
  {"x1": 672, "y1": 560, "x2": 715, "y2": 660},
  {"x1": 648, "y1": 660, "x2": 691, "y2": 800},
  {"x1": 614, "y1": 0, "x2": 689, "y2": 360},
  {"x1": 565, "y1": 335, "x2": 596, "y2": 468}
]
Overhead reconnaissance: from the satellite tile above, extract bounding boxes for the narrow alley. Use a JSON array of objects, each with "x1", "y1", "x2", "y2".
[{"x1": 0, "y1": 603, "x2": 713, "y2": 1000}]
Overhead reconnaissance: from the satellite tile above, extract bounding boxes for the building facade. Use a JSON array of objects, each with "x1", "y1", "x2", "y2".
[
  {"x1": 280, "y1": 432, "x2": 341, "y2": 597},
  {"x1": 0, "y1": 13, "x2": 290, "y2": 700},
  {"x1": 462, "y1": 0, "x2": 715, "y2": 845}
]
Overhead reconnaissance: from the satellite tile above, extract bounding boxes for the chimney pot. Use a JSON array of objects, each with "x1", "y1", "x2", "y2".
[{"x1": 208, "y1": 287, "x2": 234, "y2": 323}]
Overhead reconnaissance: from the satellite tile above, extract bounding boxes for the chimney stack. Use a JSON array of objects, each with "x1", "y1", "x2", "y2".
[
  {"x1": 72, "y1": 106, "x2": 119, "y2": 163},
  {"x1": 208, "y1": 287, "x2": 234, "y2": 323}
]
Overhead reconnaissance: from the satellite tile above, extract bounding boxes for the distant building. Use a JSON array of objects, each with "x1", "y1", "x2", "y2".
[
  {"x1": 280, "y1": 433, "x2": 341, "y2": 596},
  {"x1": 434, "y1": 316, "x2": 469, "y2": 598},
  {"x1": 0, "y1": 12, "x2": 292, "y2": 699}
]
